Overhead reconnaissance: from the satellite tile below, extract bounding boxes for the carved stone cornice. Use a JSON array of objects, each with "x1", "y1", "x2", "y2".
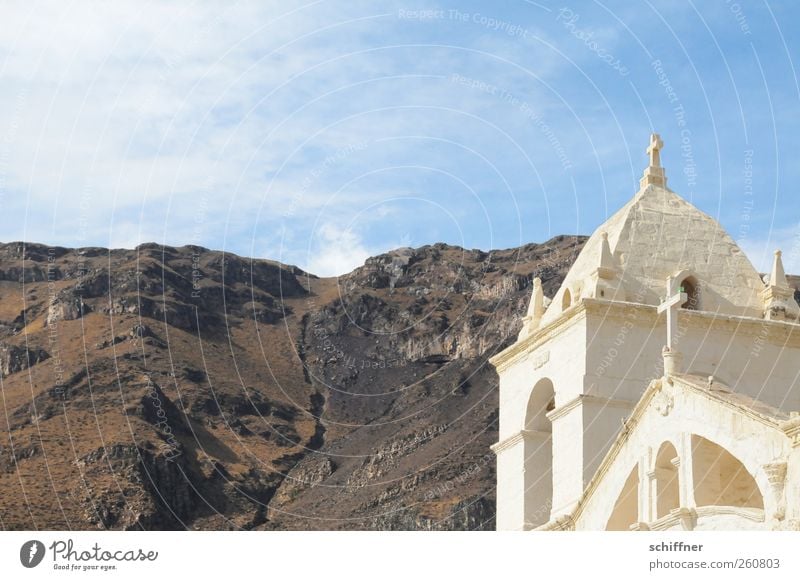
[
  {"x1": 491, "y1": 429, "x2": 551, "y2": 455},
  {"x1": 492, "y1": 296, "x2": 800, "y2": 374},
  {"x1": 780, "y1": 415, "x2": 800, "y2": 447},
  {"x1": 582, "y1": 298, "x2": 800, "y2": 344},
  {"x1": 671, "y1": 375, "x2": 786, "y2": 430},
  {"x1": 535, "y1": 514, "x2": 575, "y2": 531},
  {"x1": 490, "y1": 301, "x2": 587, "y2": 372},
  {"x1": 646, "y1": 507, "x2": 698, "y2": 531}
]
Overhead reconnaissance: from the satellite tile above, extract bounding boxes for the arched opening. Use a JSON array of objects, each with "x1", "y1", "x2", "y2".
[
  {"x1": 679, "y1": 276, "x2": 700, "y2": 310},
  {"x1": 525, "y1": 379, "x2": 555, "y2": 432},
  {"x1": 606, "y1": 465, "x2": 639, "y2": 531},
  {"x1": 524, "y1": 378, "x2": 555, "y2": 527},
  {"x1": 562, "y1": 289, "x2": 572, "y2": 311},
  {"x1": 691, "y1": 436, "x2": 763, "y2": 509},
  {"x1": 655, "y1": 441, "x2": 680, "y2": 519}
]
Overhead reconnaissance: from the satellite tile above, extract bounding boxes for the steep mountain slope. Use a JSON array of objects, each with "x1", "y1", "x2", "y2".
[
  {"x1": 264, "y1": 240, "x2": 583, "y2": 530},
  {"x1": 0, "y1": 237, "x2": 584, "y2": 530}
]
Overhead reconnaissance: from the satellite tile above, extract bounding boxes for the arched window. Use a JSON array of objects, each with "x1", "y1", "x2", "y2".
[
  {"x1": 691, "y1": 436, "x2": 763, "y2": 509},
  {"x1": 654, "y1": 441, "x2": 680, "y2": 519},
  {"x1": 606, "y1": 465, "x2": 639, "y2": 531},
  {"x1": 524, "y1": 379, "x2": 555, "y2": 526},
  {"x1": 679, "y1": 276, "x2": 700, "y2": 310},
  {"x1": 562, "y1": 289, "x2": 572, "y2": 311}
]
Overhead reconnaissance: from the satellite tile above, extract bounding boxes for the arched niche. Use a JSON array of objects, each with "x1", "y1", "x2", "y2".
[
  {"x1": 561, "y1": 289, "x2": 572, "y2": 312},
  {"x1": 680, "y1": 276, "x2": 700, "y2": 310},
  {"x1": 669, "y1": 270, "x2": 701, "y2": 311}
]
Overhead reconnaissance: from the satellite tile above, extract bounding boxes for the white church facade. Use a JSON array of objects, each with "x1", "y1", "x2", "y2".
[{"x1": 491, "y1": 134, "x2": 800, "y2": 531}]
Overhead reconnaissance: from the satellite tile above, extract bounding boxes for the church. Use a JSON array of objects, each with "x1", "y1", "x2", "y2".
[{"x1": 490, "y1": 134, "x2": 800, "y2": 531}]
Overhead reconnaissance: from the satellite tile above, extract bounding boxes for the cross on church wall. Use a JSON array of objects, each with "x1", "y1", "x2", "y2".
[{"x1": 657, "y1": 282, "x2": 688, "y2": 351}]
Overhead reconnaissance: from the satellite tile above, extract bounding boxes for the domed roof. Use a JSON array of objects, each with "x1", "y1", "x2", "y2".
[{"x1": 539, "y1": 136, "x2": 765, "y2": 326}]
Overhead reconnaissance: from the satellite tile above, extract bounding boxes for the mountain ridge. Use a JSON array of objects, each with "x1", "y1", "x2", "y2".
[{"x1": 0, "y1": 234, "x2": 606, "y2": 530}]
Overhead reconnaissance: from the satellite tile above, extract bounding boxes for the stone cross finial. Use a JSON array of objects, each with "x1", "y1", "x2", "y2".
[
  {"x1": 640, "y1": 133, "x2": 667, "y2": 189},
  {"x1": 647, "y1": 133, "x2": 663, "y2": 168}
]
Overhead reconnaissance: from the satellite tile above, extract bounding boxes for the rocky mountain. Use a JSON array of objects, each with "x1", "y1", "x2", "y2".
[{"x1": 0, "y1": 237, "x2": 585, "y2": 530}]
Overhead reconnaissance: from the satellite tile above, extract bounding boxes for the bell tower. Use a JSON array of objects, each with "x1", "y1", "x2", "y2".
[{"x1": 491, "y1": 134, "x2": 783, "y2": 530}]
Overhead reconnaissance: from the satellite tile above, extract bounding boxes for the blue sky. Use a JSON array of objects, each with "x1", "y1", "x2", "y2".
[{"x1": 1, "y1": 1, "x2": 798, "y2": 276}]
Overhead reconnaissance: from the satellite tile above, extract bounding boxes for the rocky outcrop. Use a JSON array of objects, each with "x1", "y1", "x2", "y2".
[
  {"x1": 372, "y1": 497, "x2": 495, "y2": 531},
  {"x1": 46, "y1": 289, "x2": 89, "y2": 325},
  {"x1": 0, "y1": 343, "x2": 49, "y2": 376},
  {"x1": 76, "y1": 444, "x2": 194, "y2": 529},
  {"x1": 260, "y1": 236, "x2": 584, "y2": 530},
  {"x1": 271, "y1": 457, "x2": 337, "y2": 505},
  {"x1": 347, "y1": 426, "x2": 448, "y2": 489}
]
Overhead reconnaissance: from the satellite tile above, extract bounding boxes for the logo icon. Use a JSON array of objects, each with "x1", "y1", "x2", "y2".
[{"x1": 20, "y1": 540, "x2": 46, "y2": 568}]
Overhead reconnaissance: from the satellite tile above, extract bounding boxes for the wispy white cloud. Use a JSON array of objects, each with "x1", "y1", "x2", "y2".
[
  {"x1": 305, "y1": 222, "x2": 373, "y2": 277},
  {"x1": 0, "y1": 1, "x2": 403, "y2": 235},
  {"x1": 0, "y1": 1, "x2": 581, "y2": 250},
  {"x1": 1, "y1": 0, "x2": 796, "y2": 274}
]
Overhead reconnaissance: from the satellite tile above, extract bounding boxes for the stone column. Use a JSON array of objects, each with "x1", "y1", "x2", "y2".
[
  {"x1": 677, "y1": 432, "x2": 696, "y2": 509},
  {"x1": 633, "y1": 458, "x2": 651, "y2": 529},
  {"x1": 646, "y1": 468, "x2": 658, "y2": 522}
]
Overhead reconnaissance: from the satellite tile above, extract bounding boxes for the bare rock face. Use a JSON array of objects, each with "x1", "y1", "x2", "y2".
[
  {"x1": 0, "y1": 236, "x2": 585, "y2": 531},
  {"x1": 46, "y1": 289, "x2": 89, "y2": 325},
  {"x1": 346, "y1": 426, "x2": 448, "y2": 489},
  {"x1": 261, "y1": 236, "x2": 585, "y2": 530},
  {"x1": 271, "y1": 457, "x2": 337, "y2": 506},
  {"x1": 0, "y1": 343, "x2": 50, "y2": 377},
  {"x1": 75, "y1": 443, "x2": 196, "y2": 529}
]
